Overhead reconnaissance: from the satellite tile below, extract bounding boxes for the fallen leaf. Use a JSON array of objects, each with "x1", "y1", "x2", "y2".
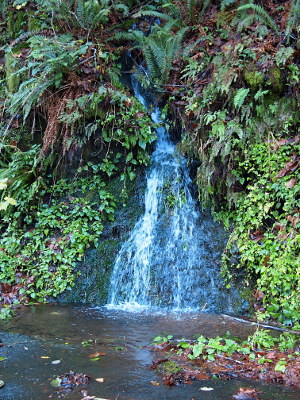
[
  {"x1": 232, "y1": 387, "x2": 261, "y2": 399},
  {"x1": 89, "y1": 352, "x2": 106, "y2": 358},
  {"x1": 286, "y1": 178, "x2": 297, "y2": 188},
  {"x1": 41, "y1": 356, "x2": 50, "y2": 359},
  {"x1": 0, "y1": 357, "x2": 6, "y2": 361},
  {"x1": 50, "y1": 377, "x2": 62, "y2": 387},
  {"x1": 151, "y1": 380, "x2": 160, "y2": 386},
  {"x1": 51, "y1": 359, "x2": 61, "y2": 364},
  {"x1": 90, "y1": 357, "x2": 100, "y2": 361},
  {"x1": 287, "y1": 215, "x2": 299, "y2": 227},
  {"x1": 95, "y1": 378, "x2": 104, "y2": 383},
  {"x1": 200, "y1": 387, "x2": 214, "y2": 391}
]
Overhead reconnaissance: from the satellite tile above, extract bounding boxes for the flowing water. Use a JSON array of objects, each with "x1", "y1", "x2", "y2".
[
  {"x1": 1, "y1": 304, "x2": 300, "y2": 400},
  {"x1": 108, "y1": 85, "x2": 239, "y2": 312}
]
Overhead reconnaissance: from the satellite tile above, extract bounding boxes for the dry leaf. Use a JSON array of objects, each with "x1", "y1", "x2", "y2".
[
  {"x1": 89, "y1": 352, "x2": 106, "y2": 358},
  {"x1": 286, "y1": 178, "x2": 297, "y2": 188},
  {"x1": 151, "y1": 380, "x2": 160, "y2": 386},
  {"x1": 95, "y1": 378, "x2": 104, "y2": 383}
]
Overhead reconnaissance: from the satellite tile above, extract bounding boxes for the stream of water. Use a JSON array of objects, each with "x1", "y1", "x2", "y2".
[{"x1": 108, "y1": 83, "x2": 240, "y2": 312}]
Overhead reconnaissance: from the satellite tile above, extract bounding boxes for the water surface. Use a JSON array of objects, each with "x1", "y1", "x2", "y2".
[{"x1": 0, "y1": 305, "x2": 300, "y2": 399}]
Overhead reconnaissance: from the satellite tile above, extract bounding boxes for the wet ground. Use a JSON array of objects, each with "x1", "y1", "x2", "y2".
[{"x1": 0, "y1": 304, "x2": 300, "y2": 400}]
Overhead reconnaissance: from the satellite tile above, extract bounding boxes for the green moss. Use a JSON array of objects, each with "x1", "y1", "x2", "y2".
[
  {"x1": 157, "y1": 361, "x2": 182, "y2": 374},
  {"x1": 244, "y1": 64, "x2": 264, "y2": 88},
  {"x1": 266, "y1": 67, "x2": 283, "y2": 93},
  {"x1": 5, "y1": 51, "x2": 20, "y2": 93}
]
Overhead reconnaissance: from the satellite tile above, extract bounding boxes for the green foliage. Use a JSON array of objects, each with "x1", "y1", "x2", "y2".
[
  {"x1": 0, "y1": 305, "x2": 14, "y2": 320},
  {"x1": 114, "y1": 20, "x2": 189, "y2": 85},
  {"x1": 235, "y1": 4, "x2": 279, "y2": 36},
  {"x1": 222, "y1": 139, "x2": 300, "y2": 326},
  {"x1": 285, "y1": 0, "x2": 300, "y2": 43},
  {"x1": 155, "y1": 330, "x2": 300, "y2": 367},
  {"x1": 0, "y1": 175, "x2": 116, "y2": 301},
  {"x1": 5, "y1": 34, "x2": 91, "y2": 122},
  {"x1": 0, "y1": 144, "x2": 46, "y2": 218},
  {"x1": 233, "y1": 88, "x2": 249, "y2": 109}
]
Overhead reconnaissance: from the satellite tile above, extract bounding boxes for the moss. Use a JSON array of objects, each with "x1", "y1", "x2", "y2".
[
  {"x1": 266, "y1": 67, "x2": 283, "y2": 93},
  {"x1": 157, "y1": 361, "x2": 182, "y2": 374},
  {"x1": 5, "y1": 51, "x2": 20, "y2": 93},
  {"x1": 244, "y1": 64, "x2": 264, "y2": 88}
]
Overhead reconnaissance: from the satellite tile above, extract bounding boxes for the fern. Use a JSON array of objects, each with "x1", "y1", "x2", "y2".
[
  {"x1": 236, "y1": 4, "x2": 279, "y2": 35},
  {"x1": 233, "y1": 88, "x2": 249, "y2": 109},
  {"x1": 0, "y1": 145, "x2": 45, "y2": 218},
  {"x1": 220, "y1": 0, "x2": 238, "y2": 11},
  {"x1": 286, "y1": 0, "x2": 300, "y2": 41},
  {"x1": 132, "y1": 10, "x2": 174, "y2": 22},
  {"x1": 113, "y1": 21, "x2": 188, "y2": 85}
]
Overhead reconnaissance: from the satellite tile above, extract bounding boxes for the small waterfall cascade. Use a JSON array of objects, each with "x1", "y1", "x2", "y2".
[{"x1": 108, "y1": 81, "x2": 235, "y2": 312}]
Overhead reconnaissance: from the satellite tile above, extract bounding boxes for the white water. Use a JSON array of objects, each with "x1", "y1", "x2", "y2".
[{"x1": 108, "y1": 85, "x2": 237, "y2": 312}]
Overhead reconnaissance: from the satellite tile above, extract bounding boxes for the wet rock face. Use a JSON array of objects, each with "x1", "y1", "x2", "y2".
[{"x1": 56, "y1": 170, "x2": 147, "y2": 305}]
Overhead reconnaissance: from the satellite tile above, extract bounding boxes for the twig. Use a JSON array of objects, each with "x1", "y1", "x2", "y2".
[
  {"x1": 221, "y1": 314, "x2": 300, "y2": 335},
  {"x1": 216, "y1": 354, "x2": 245, "y2": 365}
]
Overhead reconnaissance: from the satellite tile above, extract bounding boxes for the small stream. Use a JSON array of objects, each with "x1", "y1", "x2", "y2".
[{"x1": 1, "y1": 304, "x2": 300, "y2": 400}]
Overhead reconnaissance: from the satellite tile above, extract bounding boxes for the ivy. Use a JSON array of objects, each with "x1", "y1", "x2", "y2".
[
  {"x1": 222, "y1": 140, "x2": 300, "y2": 326},
  {"x1": 0, "y1": 175, "x2": 116, "y2": 301}
]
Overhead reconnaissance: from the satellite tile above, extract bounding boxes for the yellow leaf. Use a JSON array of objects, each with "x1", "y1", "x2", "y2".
[
  {"x1": 41, "y1": 356, "x2": 50, "y2": 359},
  {"x1": 151, "y1": 381, "x2": 160, "y2": 386},
  {"x1": 95, "y1": 377, "x2": 104, "y2": 382},
  {"x1": 0, "y1": 201, "x2": 9, "y2": 210},
  {"x1": 4, "y1": 197, "x2": 17, "y2": 205}
]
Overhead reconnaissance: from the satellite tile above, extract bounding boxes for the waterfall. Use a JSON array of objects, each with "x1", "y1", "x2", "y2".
[{"x1": 107, "y1": 80, "x2": 236, "y2": 312}]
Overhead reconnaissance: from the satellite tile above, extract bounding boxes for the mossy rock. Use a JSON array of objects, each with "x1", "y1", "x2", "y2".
[
  {"x1": 266, "y1": 67, "x2": 283, "y2": 93},
  {"x1": 244, "y1": 64, "x2": 264, "y2": 88},
  {"x1": 157, "y1": 361, "x2": 182, "y2": 375}
]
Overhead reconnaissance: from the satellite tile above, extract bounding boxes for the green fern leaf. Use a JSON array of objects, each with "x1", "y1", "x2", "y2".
[
  {"x1": 237, "y1": 4, "x2": 279, "y2": 34},
  {"x1": 234, "y1": 88, "x2": 249, "y2": 109}
]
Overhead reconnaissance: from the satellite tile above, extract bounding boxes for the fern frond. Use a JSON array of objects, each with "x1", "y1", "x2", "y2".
[
  {"x1": 286, "y1": 0, "x2": 300, "y2": 41},
  {"x1": 233, "y1": 88, "x2": 249, "y2": 109},
  {"x1": 237, "y1": 4, "x2": 279, "y2": 34},
  {"x1": 220, "y1": 0, "x2": 238, "y2": 11},
  {"x1": 132, "y1": 10, "x2": 174, "y2": 22}
]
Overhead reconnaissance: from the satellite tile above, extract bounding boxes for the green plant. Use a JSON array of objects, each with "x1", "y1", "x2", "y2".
[
  {"x1": 113, "y1": 20, "x2": 189, "y2": 86},
  {"x1": 0, "y1": 305, "x2": 14, "y2": 320},
  {"x1": 235, "y1": 4, "x2": 279, "y2": 36},
  {"x1": 0, "y1": 144, "x2": 45, "y2": 219},
  {"x1": 274, "y1": 358, "x2": 287, "y2": 373},
  {"x1": 221, "y1": 138, "x2": 300, "y2": 325},
  {"x1": 285, "y1": 0, "x2": 300, "y2": 43},
  {"x1": 153, "y1": 334, "x2": 173, "y2": 344},
  {"x1": 0, "y1": 173, "x2": 117, "y2": 301}
]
